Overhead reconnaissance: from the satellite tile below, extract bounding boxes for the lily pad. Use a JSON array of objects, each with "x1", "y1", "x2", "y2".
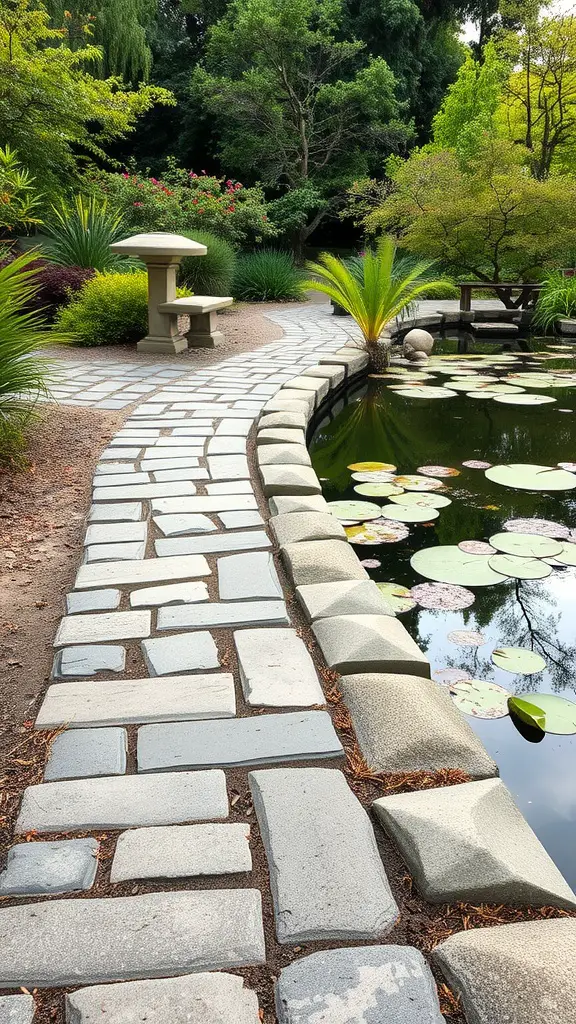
[
  {"x1": 434, "y1": 667, "x2": 472, "y2": 685},
  {"x1": 458, "y1": 540, "x2": 496, "y2": 555},
  {"x1": 360, "y1": 558, "x2": 381, "y2": 568},
  {"x1": 376, "y1": 582, "x2": 417, "y2": 614},
  {"x1": 393, "y1": 474, "x2": 444, "y2": 491},
  {"x1": 554, "y1": 542, "x2": 576, "y2": 566},
  {"x1": 508, "y1": 697, "x2": 546, "y2": 732},
  {"x1": 410, "y1": 581, "x2": 475, "y2": 610},
  {"x1": 493, "y1": 394, "x2": 556, "y2": 406},
  {"x1": 558, "y1": 462, "x2": 576, "y2": 472},
  {"x1": 345, "y1": 520, "x2": 410, "y2": 544},
  {"x1": 491, "y1": 647, "x2": 546, "y2": 675},
  {"x1": 353, "y1": 482, "x2": 405, "y2": 497},
  {"x1": 488, "y1": 553, "x2": 553, "y2": 580},
  {"x1": 489, "y1": 532, "x2": 563, "y2": 558},
  {"x1": 416, "y1": 465, "x2": 461, "y2": 477},
  {"x1": 347, "y1": 461, "x2": 397, "y2": 473},
  {"x1": 351, "y1": 470, "x2": 396, "y2": 483},
  {"x1": 462, "y1": 460, "x2": 492, "y2": 469},
  {"x1": 449, "y1": 679, "x2": 511, "y2": 719},
  {"x1": 380, "y1": 503, "x2": 440, "y2": 523},
  {"x1": 388, "y1": 491, "x2": 452, "y2": 508},
  {"x1": 510, "y1": 692, "x2": 576, "y2": 735},
  {"x1": 485, "y1": 463, "x2": 576, "y2": 491},
  {"x1": 392, "y1": 385, "x2": 458, "y2": 399},
  {"x1": 467, "y1": 391, "x2": 498, "y2": 400},
  {"x1": 328, "y1": 499, "x2": 382, "y2": 522},
  {"x1": 502, "y1": 517, "x2": 570, "y2": 539},
  {"x1": 411, "y1": 545, "x2": 509, "y2": 586},
  {"x1": 447, "y1": 629, "x2": 486, "y2": 647}
]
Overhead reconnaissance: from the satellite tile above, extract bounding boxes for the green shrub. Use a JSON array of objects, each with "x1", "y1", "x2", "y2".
[
  {"x1": 232, "y1": 249, "x2": 306, "y2": 302},
  {"x1": 56, "y1": 272, "x2": 149, "y2": 346},
  {"x1": 534, "y1": 273, "x2": 576, "y2": 330},
  {"x1": 178, "y1": 231, "x2": 237, "y2": 295},
  {"x1": 44, "y1": 196, "x2": 135, "y2": 272},
  {"x1": 415, "y1": 279, "x2": 459, "y2": 299}
]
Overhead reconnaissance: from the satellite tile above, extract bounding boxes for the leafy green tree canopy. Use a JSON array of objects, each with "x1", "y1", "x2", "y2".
[{"x1": 45, "y1": 0, "x2": 158, "y2": 82}]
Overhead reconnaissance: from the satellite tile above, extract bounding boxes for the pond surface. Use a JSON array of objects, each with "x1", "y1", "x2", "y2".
[{"x1": 309, "y1": 352, "x2": 576, "y2": 884}]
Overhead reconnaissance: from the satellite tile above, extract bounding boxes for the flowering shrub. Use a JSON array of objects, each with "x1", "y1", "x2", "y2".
[
  {"x1": 0, "y1": 252, "x2": 93, "y2": 320},
  {"x1": 89, "y1": 161, "x2": 276, "y2": 245}
]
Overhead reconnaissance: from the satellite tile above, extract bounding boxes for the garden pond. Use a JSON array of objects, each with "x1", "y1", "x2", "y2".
[{"x1": 309, "y1": 347, "x2": 576, "y2": 884}]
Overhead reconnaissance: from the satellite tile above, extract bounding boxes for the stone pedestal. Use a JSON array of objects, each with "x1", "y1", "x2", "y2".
[{"x1": 187, "y1": 310, "x2": 223, "y2": 349}]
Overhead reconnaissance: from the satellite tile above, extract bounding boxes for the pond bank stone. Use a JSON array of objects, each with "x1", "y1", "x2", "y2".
[
  {"x1": 250, "y1": 768, "x2": 398, "y2": 943},
  {"x1": 258, "y1": 444, "x2": 311, "y2": 467},
  {"x1": 269, "y1": 494, "x2": 329, "y2": 516},
  {"x1": 0, "y1": 839, "x2": 99, "y2": 896},
  {"x1": 297, "y1": 580, "x2": 393, "y2": 621},
  {"x1": 260, "y1": 465, "x2": 321, "y2": 497},
  {"x1": 276, "y1": 945, "x2": 444, "y2": 1024},
  {"x1": 44, "y1": 727, "x2": 127, "y2": 779},
  {"x1": 312, "y1": 615, "x2": 430, "y2": 677},
  {"x1": 373, "y1": 778, "x2": 576, "y2": 907},
  {"x1": 271, "y1": 512, "x2": 345, "y2": 547},
  {"x1": 282, "y1": 540, "x2": 368, "y2": 586},
  {"x1": 259, "y1": 411, "x2": 307, "y2": 430},
  {"x1": 431, "y1": 919, "x2": 576, "y2": 1024},
  {"x1": 0, "y1": 889, "x2": 265, "y2": 988},
  {"x1": 110, "y1": 823, "x2": 252, "y2": 882},
  {"x1": 339, "y1": 673, "x2": 497, "y2": 778}
]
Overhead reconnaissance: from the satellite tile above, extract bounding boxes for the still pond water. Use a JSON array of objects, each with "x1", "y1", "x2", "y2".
[{"x1": 309, "y1": 351, "x2": 576, "y2": 884}]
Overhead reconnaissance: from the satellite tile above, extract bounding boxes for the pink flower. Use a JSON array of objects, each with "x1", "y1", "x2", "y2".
[
  {"x1": 122, "y1": 172, "x2": 130, "y2": 179},
  {"x1": 133, "y1": 202, "x2": 143, "y2": 207},
  {"x1": 198, "y1": 208, "x2": 205, "y2": 214},
  {"x1": 189, "y1": 172, "x2": 197, "y2": 178}
]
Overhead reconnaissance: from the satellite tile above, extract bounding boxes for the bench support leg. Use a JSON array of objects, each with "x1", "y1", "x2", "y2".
[
  {"x1": 137, "y1": 259, "x2": 188, "y2": 354},
  {"x1": 186, "y1": 310, "x2": 224, "y2": 348}
]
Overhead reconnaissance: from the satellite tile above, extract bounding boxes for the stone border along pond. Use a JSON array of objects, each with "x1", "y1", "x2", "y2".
[{"x1": 0, "y1": 304, "x2": 575, "y2": 1024}]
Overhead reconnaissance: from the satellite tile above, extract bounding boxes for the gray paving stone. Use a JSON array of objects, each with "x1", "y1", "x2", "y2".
[
  {"x1": 75, "y1": 554, "x2": 211, "y2": 589},
  {"x1": 153, "y1": 513, "x2": 216, "y2": 536},
  {"x1": 95, "y1": 462, "x2": 137, "y2": 476},
  {"x1": 158, "y1": 600, "x2": 289, "y2": 631},
  {"x1": 151, "y1": 470, "x2": 206, "y2": 484},
  {"x1": 92, "y1": 471, "x2": 150, "y2": 487},
  {"x1": 431, "y1": 919, "x2": 576, "y2": 1024},
  {"x1": 151, "y1": 495, "x2": 257, "y2": 514},
  {"x1": 207, "y1": 436, "x2": 247, "y2": 454},
  {"x1": 142, "y1": 632, "x2": 220, "y2": 676},
  {"x1": 53, "y1": 645, "x2": 125, "y2": 678},
  {"x1": 66, "y1": 589, "x2": 121, "y2": 614},
  {"x1": 37, "y1": 674, "x2": 235, "y2": 728},
  {"x1": 130, "y1": 581, "x2": 209, "y2": 607},
  {"x1": 260, "y1": 465, "x2": 321, "y2": 496},
  {"x1": 88, "y1": 502, "x2": 142, "y2": 522},
  {"x1": 0, "y1": 839, "x2": 99, "y2": 896},
  {"x1": 110, "y1": 823, "x2": 252, "y2": 882},
  {"x1": 297, "y1": 579, "x2": 394, "y2": 621},
  {"x1": 207, "y1": 454, "x2": 250, "y2": 480},
  {"x1": 258, "y1": 444, "x2": 311, "y2": 467},
  {"x1": 44, "y1": 727, "x2": 127, "y2": 779},
  {"x1": 0, "y1": 996, "x2": 35, "y2": 1024},
  {"x1": 313, "y1": 614, "x2": 430, "y2": 677},
  {"x1": 54, "y1": 611, "x2": 151, "y2": 646},
  {"x1": 205, "y1": 481, "x2": 254, "y2": 495},
  {"x1": 141, "y1": 458, "x2": 205, "y2": 473},
  {"x1": 84, "y1": 522, "x2": 147, "y2": 546},
  {"x1": 218, "y1": 551, "x2": 283, "y2": 600},
  {"x1": 269, "y1": 494, "x2": 329, "y2": 515},
  {"x1": 138, "y1": 711, "x2": 343, "y2": 772},
  {"x1": 235, "y1": 628, "x2": 324, "y2": 707},
  {"x1": 156, "y1": 529, "x2": 270, "y2": 557},
  {"x1": 257, "y1": 427, "x2": 306, "y2": 446},
  {"x1": 99, "y1": 447, "x2": 141, "y2": 460},
  {"x1": 85, "y1": 540, "x2": 147, "y2": 563},
  {"x1": 259, "y1": 411, "x2": 307, "y2": 430},
  {"x1": 282, "y1": 539, "x2": 368, "y2": 586},
  {"x1": 215, "y1": 418, "x2": 253, "y2": 435},
  {"x1": 142, "y1": 448, "x2": 204, "y2": 460},
  {"x1": 301, "y1": 363, "x2": 346, "y2": 385},
  {"x1": 271, "y1": 511, "x2": 345, "y2": 547},
  {"x1": 250, "y1": 768, "x2": 397, "y2": 943},
  {"x1": 219, "y1": 510, "x2": 264, "y2": 529},
  {"x1": 0, "y1": 889, "x2": 265, "y2": 987},
  {"x1": 16, "y1": 770, "x2": 228, "y2": 833},
  {"x1": 276, "y1": 945, "x2": 444, "y2": 1024},
  {"x1": 66, "y1": 972, "x2": 261, "y2": 1024},
  {"x1": 373, "y1": 778, "x2": 576, "y2": 908},
  {"x1": 93, "y1": 482, "x2": 199, "y2": 501},
  {"x1": 340, "y1": 673, "x2": 498, "y2": 778}
]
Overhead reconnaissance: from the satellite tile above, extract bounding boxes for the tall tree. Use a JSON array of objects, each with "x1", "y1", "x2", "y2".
[
  {"x1": 45, "y1": 0, "x2": 158, "y2": 82},
  {"x1": 431, "y1": 40, "x2": 508, "y2": 156}
]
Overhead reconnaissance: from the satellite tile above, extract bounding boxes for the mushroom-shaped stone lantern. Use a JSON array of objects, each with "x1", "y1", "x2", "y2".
[{"x1": 110, "y1": 232, "x2": 207, "y2": 354}]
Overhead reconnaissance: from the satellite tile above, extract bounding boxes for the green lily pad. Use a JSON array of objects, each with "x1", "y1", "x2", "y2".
[
  {"x1": 391, "y1": 385, "x2": 457, "y2": 399},
  {"x1": 554, "y1": 542, "x2": 576, "y2": 566},
  {"x1": 508, "y1": 696, "x2": 546, "y2": 731},
  {"x1": 467, "y1": 391, "x2": 498, "y2": 399},
  {"x1": 488, "y1": 553, "x2": 553, "y2": 580},
  {"x1": 327, "y1": 500, "x2": 382, "y2": 522},
  {"x1": 493, "y1": 394, "x2": 556, "y2": 406},
  {"x1": 489, "y1": 532, "x2": 563, "y2": 558},
  {"x1": 353, "y1": 482, "x2": 405, "y2": 497},
  {"x1": 449, "y1": 679, "x2": 511, "y2": 719},
  {"x1": 491, "y1": 647, "x2": 546, "y2": 674},
  {"x1": 376, "y1": 582, "x2": 417, "y2": 614},
  {"x1": 351, "y1": 470, "x2": 396, "y2": 483},
  {"x1": 485, "y1": 463, "x2": 576, "y2": 491},
  {"x1": 411, "y1": 545, "x2": 509, "y2": 586},
  {"x1": 388, "y1": 491, "x2": 452, "y2": 508},
  {"x1": 380, "y1": 503, "x2": 440, "y2": 523},
  {"x1": 393, "y1": 474, "x2": 444, "y2": 491},
  {"x1": 510, "y1": 692, "x2": 576, "y2": 735}
]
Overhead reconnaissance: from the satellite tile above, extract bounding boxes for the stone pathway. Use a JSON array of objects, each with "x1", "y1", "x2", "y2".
[{"x1": 1, "y1": 302, "x2": 574, "y2": 1024}]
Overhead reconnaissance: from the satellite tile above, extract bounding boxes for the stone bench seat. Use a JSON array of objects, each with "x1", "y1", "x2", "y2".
[{"x1": 158, "y1": 296, "x2": 234, "y2": 348}]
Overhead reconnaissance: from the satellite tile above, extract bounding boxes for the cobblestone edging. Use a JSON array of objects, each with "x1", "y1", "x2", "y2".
[{"x1": 0, "y1": 304, "x2": 575, "y2": 1024}]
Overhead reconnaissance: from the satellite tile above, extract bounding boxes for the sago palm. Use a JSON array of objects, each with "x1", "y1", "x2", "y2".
[
  {"x1": 44, "y1": 195, "x2": 135, "y2": 272},
  {"x1": 305, "y1": 236, "x2": 444, "y2": 367}
]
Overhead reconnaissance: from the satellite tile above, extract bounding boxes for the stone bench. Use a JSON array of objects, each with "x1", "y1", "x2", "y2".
[{"x1": 159, "y1": 296, "x2": 233, "y2": 348}]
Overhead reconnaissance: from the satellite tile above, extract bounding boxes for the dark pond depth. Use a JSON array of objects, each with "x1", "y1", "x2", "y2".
[{"x1": 309, "y1": 360, "x2": 576, "y2": 883}]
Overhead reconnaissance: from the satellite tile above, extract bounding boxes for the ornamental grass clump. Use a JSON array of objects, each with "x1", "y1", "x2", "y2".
[
  {"x1": 534, "y1": 273, "x2": 576, "y2": 331},
  {"x1": 232, "y1": 249, "x2": 306, "y2": 301},
  {"x1": 43, "y1": 196, "x2": 135, "y2": 272},
  {"x1": 178, "y1": 230, "x2": 237, "y2": 295}
]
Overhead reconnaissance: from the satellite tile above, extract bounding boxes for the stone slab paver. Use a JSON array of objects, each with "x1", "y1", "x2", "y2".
[
  {"x1": 142, "y1": 632, "x2": 220, "y2": 676},
  {"x1": 153, "y1": 513, "x2": 216, "y2": 536},
  {"x1": 54, "y1": 611, "x2": 151, "y2": 646},
  {"x1": 138, "y1": 711, "x2": 343, "y2": 772},
  {"x1": 218, "y1": 551, "x2": 283, "y2": 600},
  {"x1": 158, "y1": 601, "x2": 289, "y2": 631},
  {"x1": 297, "y1": 579, "x2": 393, "y2": 621},
  {"x1": 130, "y1": 581, "x2": 210, "y2": 607},
  {"x1": 282, "y1": 539, "x2": 368, "y2": 586},
  {"x1": 75, "y1": 554, "x2": 211, "y2": 589},
  {"x1": 431, "y1": 919, "x2": 576, "y2": 1024},
  {"x1": 37, "y1": 675, "x2": 235, "y2": 728},
  {"x1": 84, "y1": 540, "x2": 147, "y2": 563},
  {"x1": 155, "y1": 529, "x2": 270, "y2": 557},
  {"x1": 44, "y1": 727, "x2": 127, "y2": 779},
  {"x1": 219, "y1": 510, "x2": 264, "y2": 529},
  {"x1": 373, "y1": 778, "x2": 576, "y2": 908},
  {"x1": 66, "y1": 589, "x2": 121, "y2": 614},
  {"x1": 88, "y1": 502, "x2": 142, "y2": 522},
  {"x1": 0, "y1": 889, "x2": 265, "y2": 987},
  {"x1": 312, "y1": 614, "x2": 430, "y2": 677},
  {"x1": 275, "y1": 945, "x2": 445, "y2": 1024},
  {"x1": 205, "y1": 481, "x2": 254, "y2": 495},
  {"x1": 0, "y1": 996, "x2": 35, "y2": 1024},
  {"x1": 66, "y1": 972, "x2": 261, "y2": 1024},
  {"x1": 207, "y1": 436, "x2": 247, "y2": 454},
  {"x1": 250, "y1": 768, "x2": 398, "y2": 943},
  {"x1": 16, "y1": 771, "x2": 228, "y2": 833},
  {"x1": 93, "y1": 482, "x2": 199, "y2": 502},
  {"x1": 110, "y1": 823, "x2": 252, "y2": 882},
  {"x1": 207, "y1": 454, "x2": 250, "y2": 480},
  {"x1": 151, "y1": 495, "x2": 257, "y2": 514},
  {"x1": 0, "y1": 839, "x2": 99, "y2": 896},
  {"x1": 235, "y1": 628, "x2": 325, "y2": 707},
  {"x1": 53, "y1": 645, "x2": 125, "y2": 678},
  {"x1": 85, "y1": 522, "x2": 147, "y2": 546}
]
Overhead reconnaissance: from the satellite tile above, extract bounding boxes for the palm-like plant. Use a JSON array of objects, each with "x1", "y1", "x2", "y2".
[
  {"x1": 0, "y1": 253, "x2": 61, "y2": 465},
  {"x1": 305, "y1": 236, "x2": 444, "y2": 368},
  {"x1": 43, "y1": 196, "x2": 135, "y2": 272}
]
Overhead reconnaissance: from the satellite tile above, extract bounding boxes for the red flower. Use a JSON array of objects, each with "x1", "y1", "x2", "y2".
[
  {"x1": 133, "y1": 202, "x2": 144, "y2": 207},
  {"x1": 192, "y1": 199, "x2": 198, "y2": 205},
  {"x1": 198, "y1": 208, "x2": 205, "y2": 214}
]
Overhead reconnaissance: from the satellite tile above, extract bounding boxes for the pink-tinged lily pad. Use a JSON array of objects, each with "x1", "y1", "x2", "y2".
[
  {"x1": 360, "y1": 558, "x2": 381, "y2": 568},
  {"x1": 449, "y1": 679, "x2": 511, "y2": 719},
  {"x1": 462, "y1": 459, "x2": 492, "y2": 469},
  {"x1": 376, "y1": 582, "x2": 417, "y2": 614},
  {"x1": 502, "y1": 518, "x2": 570, "y2": 540},
  {"x1": 393, "y1": 474, "x2": 444, "y2": 491},
  {"x1": 434, "y1": 667, "x2": 472, "y2": 686},
  {"x1": 558, "y1": 462, "x2": 576, "y2": 472},
  {"x1": 458, "y1": 540, "x2": 496, "y2": 555},
  {"x1": 447, "y1": 629, "x2": 487, "y2": 647},
  {"x1": 345, "y1": 520, "x2": 410, "y2": 545},
  {"x1": 417, "y1": 465, "x2": 461, "y2": 478},
  {"x1": 410, "y1": 581, "x2": 475, "y2": 610}
]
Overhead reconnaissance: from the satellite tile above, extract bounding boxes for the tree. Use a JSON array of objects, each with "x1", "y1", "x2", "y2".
[
  {"x1": 431, "y1": 40, "x2": 508, "y2": 157},
  {"x1": 365, "y1": 138, "x2": 576, "y2": 281},
  {"x1": 192, "y1": 0, "x2": 412, "y2": 251},
  {"x1": 45, "y1": 0, "x2": 158, "y2": 83},
  {"x1": 0, "y1": 0, "x2": 172, "y2": 190}
]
